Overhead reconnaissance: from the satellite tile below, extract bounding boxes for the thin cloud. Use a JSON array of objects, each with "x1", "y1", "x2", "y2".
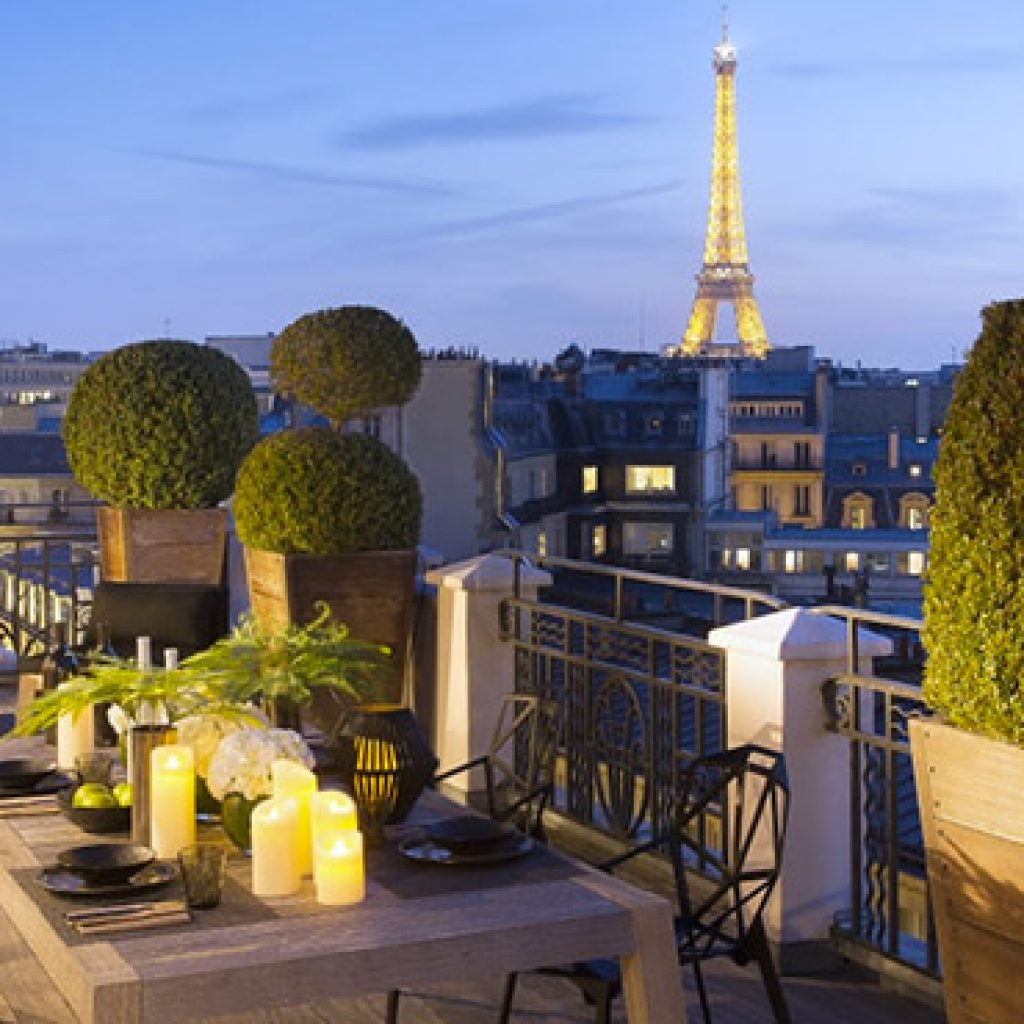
[
  {"x1": 411, "y1": 180, "x2": 683, "y2": 240},
  {"x1": 136, "y1": 149, "x2": 456, "y2": 196},
  {"x1": 188, "y1": 88, "x2": 324, "y2": 124},
  {"x1": 343, "y1": 94, "x2": 653, "y2": 151},
  {"x1": 770, "y1": 46, "x2": 1024, "y2": 79}
]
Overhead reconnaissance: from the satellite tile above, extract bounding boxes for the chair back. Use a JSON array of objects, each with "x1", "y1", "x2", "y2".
[
  {"x1": 669, "y1": 745, "x2": 789, "y2": 963},
  {"x1": 486, "y1": 693, "x2": 561, "y2": 836}
]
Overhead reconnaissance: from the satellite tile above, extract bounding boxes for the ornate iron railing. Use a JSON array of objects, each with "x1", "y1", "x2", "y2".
[
  {"x1": 499, "y1": 554, "x2": 782, "y2": 869},
  {"x1": 818, "y1": 605, "x2": 938, "y2": 979},
  {"x1": 0, "y1": 528, "x2": 98, "y2": 656}
]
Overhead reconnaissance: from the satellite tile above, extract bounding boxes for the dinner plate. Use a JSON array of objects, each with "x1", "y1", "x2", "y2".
[
  {"x1": 399, "y1": 833, "x2": 534, "y2": 866},
  {"x1": 0, "y1": 772, "x2": 73, "y2": 800},
  {"x1": 38, "y1": 861, "x2": 177, "y2": 899}
]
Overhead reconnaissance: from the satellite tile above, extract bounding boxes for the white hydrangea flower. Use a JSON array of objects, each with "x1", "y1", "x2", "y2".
[
  {"x1": 205, "y1": 726, "x2": 314, "y2": 801},
  {"x1": 175, "y1": 713, "x2": 253, "y2": 779}
]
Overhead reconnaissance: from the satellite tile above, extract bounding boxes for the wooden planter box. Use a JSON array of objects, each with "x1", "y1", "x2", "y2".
[
  {"x1": 243, "y1": 547, "x2": 417, "y2": 712},
  {"x1": 96, "y1": 507, "x2": 227, "y2": 585},
  {"x1": 910, "y1": 717, "x2": 1024, "y2": 1023}
]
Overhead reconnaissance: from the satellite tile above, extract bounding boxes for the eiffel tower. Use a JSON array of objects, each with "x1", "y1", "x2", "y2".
[{"x1": 678, "y1": 12, "x2": 770, "y2": 359}]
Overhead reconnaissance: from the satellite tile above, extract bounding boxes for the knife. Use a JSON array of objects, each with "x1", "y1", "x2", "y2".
[{"x1": 73, "y1": 909, "x2": 191, "y2": 935}]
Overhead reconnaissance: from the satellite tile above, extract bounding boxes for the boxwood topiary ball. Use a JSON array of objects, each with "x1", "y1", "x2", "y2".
[
  {"x1": 271, "y1": 306, "x2": 422, "y2": 425},
  {"x1": 233, "y1": 427, "x2": 422, "y2": 554},
  {"x1": 63, "y1": 340, "x2": 259, "y2": 509}
]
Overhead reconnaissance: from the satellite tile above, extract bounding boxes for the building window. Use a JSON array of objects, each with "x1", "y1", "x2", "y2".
[
  {"x1": 735, "y1": 547, "x2": 751, "y2": 570},
  {"x1": 794, "y1": 442, "x2": 811, "y2": 468},
  {"x1": 645, "y1": 410, "x2": 664, "y2": 437},
  {"x1": 842, "y1": 491, "x2": 874, "y2": 530},
  {"x1": 793, "y1": 485, "x2": 811, "y2": 517},
  {"x1": 622, "y1": 523, "x2": 673, "y2": 557},
  {"x1": 899, "y1": 492, "x2": 930, "y2": 530},
  {"x1": 625, "y1": 465, "x2": 675, "y2": 494},
  {"x1": 602, "y1": 411, "x2": 626, "y2": 437},
  {"x1": 676, "y1": 413, "x2": 695, "y2": 436},
  {"x1": 760, "y1": 442, "x2": 776, "y2": 468},
  {"x1": 582, "y1": 465, "x2": 598, "y2": 494},
  {"x1": 908, "y1": 463, "x2": 923, "y2": 478},
  {"x1": 852, "y1": 462, "x2": 867, "y2": 477},
  {"x1": 760, "y1": 485, "x2": 772, "y2": 512},
  {"x1": 362, "y1": 415, "x2": 382, "y2": 439},
  {"x1": 900, "y1": 551, "x2": 926, "y2": 576},
  {"x1": 592, "y1": 523, "x2": 607, "y2": 557},
  {"x1": 536, "y1": 532, "x2": 548, "y2": 557},
  {"x1": 845, "y1": 551, "x2": 860, "y2": 572},
  {"x1": 784, "y1": 549, "x2": 803, "y2": 574}
]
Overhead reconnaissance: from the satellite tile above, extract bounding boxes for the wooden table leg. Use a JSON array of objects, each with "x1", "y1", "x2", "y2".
[{"x1": 620, "y1": 894, "x2": 686, "y2": 1024}]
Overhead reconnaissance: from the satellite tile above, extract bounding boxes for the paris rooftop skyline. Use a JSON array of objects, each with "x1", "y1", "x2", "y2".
[{"x1": 2, "y1": 1, "x2": 1021, "y2": 369}]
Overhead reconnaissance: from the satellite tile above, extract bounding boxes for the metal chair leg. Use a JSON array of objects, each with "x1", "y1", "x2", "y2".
[
  {"x1": 748, "y1": 921, "x2": 792, "y2": 1024},
  {"x1": 692, "y1": 961, "x2": 712, "y2": 1024},
  {"x1": 386, "y1": 988, "x2": 400, "y2": 1024},
  {"x1": 499, "y1": 974, "x2": 518, "y2": 1024}
]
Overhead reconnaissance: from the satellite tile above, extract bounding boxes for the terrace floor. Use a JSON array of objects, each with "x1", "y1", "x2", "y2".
[{"x1": 0, "y1": 677, "x2": 946, "y2": 1024}]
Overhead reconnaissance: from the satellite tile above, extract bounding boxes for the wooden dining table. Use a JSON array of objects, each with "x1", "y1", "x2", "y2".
[{"x1": 0, "y1": 763, "x2": 686, "y2": 1024}]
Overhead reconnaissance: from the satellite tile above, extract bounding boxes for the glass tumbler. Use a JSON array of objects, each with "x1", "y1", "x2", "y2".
[{"x1": 177, "y1": 844, "x2": 227, "y2": 909}]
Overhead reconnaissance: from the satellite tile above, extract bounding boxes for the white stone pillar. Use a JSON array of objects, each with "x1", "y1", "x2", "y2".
[
  {"x1": 708, "y1": 607, "x2": 891, "y2": 971},
  {"x1": 425, "y1": 554, "x2": 551, "y2": 796}
]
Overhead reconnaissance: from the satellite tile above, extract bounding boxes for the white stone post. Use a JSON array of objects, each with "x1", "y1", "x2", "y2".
[
  {"x1": 425, "y1": 554, "x2": 551, "y2": 798},
  {"x1": 708, "y1": 607, "x2": 891, "y2": 971}
]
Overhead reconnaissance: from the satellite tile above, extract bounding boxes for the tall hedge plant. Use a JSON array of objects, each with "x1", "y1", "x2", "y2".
[{"x1": 923, "y1": 299, "x2": 1024, "y2": 744}]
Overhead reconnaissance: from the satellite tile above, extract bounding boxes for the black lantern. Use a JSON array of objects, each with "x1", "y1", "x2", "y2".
[{"x1": 333, "y1": 704, "x2": 437, "y2": 844}]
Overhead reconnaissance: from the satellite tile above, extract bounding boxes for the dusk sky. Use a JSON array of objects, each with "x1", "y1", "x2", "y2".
[{"x1": 2, "y1": 2, "x2": 1022, "y2": 368}]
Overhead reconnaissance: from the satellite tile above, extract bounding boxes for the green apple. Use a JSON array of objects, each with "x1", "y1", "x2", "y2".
[
  {"x1": 72, "y1": 783, "x2": 118, "y2": 809},
  {"x1": 112, "y1": 782, "x2": 132, "y2": 808}
]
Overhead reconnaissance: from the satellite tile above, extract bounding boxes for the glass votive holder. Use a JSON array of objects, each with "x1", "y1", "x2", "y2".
[
  {"x1": 75, "y1": 751, "x2": 114, "y2": 787},
  {"x1": 177, "y1": 844, "x2": 227, "y2": 909}
]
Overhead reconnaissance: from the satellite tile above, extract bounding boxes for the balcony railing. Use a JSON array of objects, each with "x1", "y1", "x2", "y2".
[{"x1": 818, "y1": 605, "x2": 937, "y2": 980}]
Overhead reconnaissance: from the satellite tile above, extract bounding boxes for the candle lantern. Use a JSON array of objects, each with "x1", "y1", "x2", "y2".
[{"x1": 332, "y1": 705, "x2": 436, "y2": 844}]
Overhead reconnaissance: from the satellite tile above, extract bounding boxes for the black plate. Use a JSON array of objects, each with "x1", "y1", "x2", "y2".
[
  {"x1": 0, "y1": 771, "x2": 73, "y2": 800},
  {"x1": 57, "y1": 843, "x2": 155, "y2": 885},
  {"x1": 399, "y1": 833, "x2": 534, "y2": 866},
  {"x1": 427, "y1": 815, "x2": 514, "y2": 853},
  {"x1": 0, "y1": 758, "x2": 58, "y2": 793},
  {"x1": 38, "y1": 862, "x2": 177, "y2": 899}
]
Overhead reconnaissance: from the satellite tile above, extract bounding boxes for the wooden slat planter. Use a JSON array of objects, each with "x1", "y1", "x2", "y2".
[
  {"x1": 909, "y1": 718, "x2": 1024, "y2": 1024},
  {"x1": 97, "y1": 507, "x2": 227, "y2": 585}
]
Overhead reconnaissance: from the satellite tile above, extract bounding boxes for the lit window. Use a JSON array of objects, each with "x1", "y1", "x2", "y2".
[
  {"x1": 900, "y1": 492, "x2": 929, "y2": 530},
  {"x1": 843, "y1": 492, "x2": 874, "y2": 530},
  {"x1": 592, "y1": 524, "x2": 607, "y2": 557},
  {"x1": 623, "y1": 522, "x2": 673, "y2": 556},
  {"x1": 908, "y1": 464, "x2": 922, "y2": 478},
  {"x1": 626, "y1": 465, "x2": 676, "y2": 494},
  {"x1": 907, "y1": 551, "x2": 925, "y2": 576},
  {"x1": 850, "y1": 507, "x2": 866, "y2": 530},
  {"x1": 645, "y1": 411, "x2": 664, "y2": 437},
  {"x1": 582, "y1": 466, "x2": 598, "y2": 494},
  {"x1": 784, "y1": 550, "x2": 803, "y2": 574},
  {"x1": 845, "y1": 552, "x2": 860, "y2": 572},
  {"x1": 537, "y1": 532, "x2": 548, "y2": 557},
  {"x1": 907, "y1": 507, "x2": 924, "y2": 530},
  {"x1": 735, "y1": 547, "x2": 751, "y2": 570}
]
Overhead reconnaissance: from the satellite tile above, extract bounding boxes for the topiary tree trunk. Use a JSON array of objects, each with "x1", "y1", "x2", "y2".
[{"x1": 922, "y1": 298, "x2": 1024, "y2": 744}]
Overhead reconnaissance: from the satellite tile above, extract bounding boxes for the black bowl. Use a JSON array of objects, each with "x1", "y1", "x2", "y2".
[
  {"x1": 56, "y1": 843, "x2": 155, "y2": 885},
  {"x1": 0, "y1": 757, "x2": 56, "y2": 793},
  {"x1": 427, "y1": 815, "x2": 513, "y2": 853},
  {"x1": 57, "y1": 787, "x2": 131, "y2": 835}
]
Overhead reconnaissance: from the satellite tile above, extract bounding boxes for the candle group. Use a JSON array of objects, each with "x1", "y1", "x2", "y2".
[{"x1": 150, "y1": 745, "x2": 196, "y2": 859}]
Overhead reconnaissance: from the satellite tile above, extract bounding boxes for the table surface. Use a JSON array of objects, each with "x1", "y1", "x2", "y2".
[{"x1": 0, "y1": 773, "x2": 685, "y2": 1024}]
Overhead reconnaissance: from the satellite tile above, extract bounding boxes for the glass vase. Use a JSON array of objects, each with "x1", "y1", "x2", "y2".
[{"x1": 220, "y1": 792, "x2": 268, "y2": 854}]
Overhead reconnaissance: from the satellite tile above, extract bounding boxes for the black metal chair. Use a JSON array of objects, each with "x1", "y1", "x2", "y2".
[
  {"x1": 500, "y1": 744, "x2": 792, "y2": 1024},
  {"x1": 386, "y1": 693, "x2": 561, "y2": 1024}
]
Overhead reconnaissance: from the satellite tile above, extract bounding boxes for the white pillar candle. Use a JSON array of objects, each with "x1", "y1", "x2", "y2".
[
  {"x1": 56, "y1": 685, "x2": 94, "y2": 770},
  {"x1": 311, "y1": 790, "x2": 358, "y2": 848},
  {"x1": 251, "y1": 797, "x2": 301, "y2": 897},
  {"x1": 149, "y1": 745, "x2": 195, "y2": 859},
  {"x1": 271, "y1": 759, "x2": 317, "y2": 876},
  {"x1": 313, "y1": 830, "x2": 365, "y2": 906}
]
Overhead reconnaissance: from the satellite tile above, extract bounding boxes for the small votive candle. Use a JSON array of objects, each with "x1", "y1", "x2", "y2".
[
  {"x1": 251, "y1": 797, "x2": 301, "y2": 897},
  {"x1": 271, "y1": 759, "x2": 317, "y2": 876},
  {"x1": 149, "y1": 745, "x2": 196, "y2": 859},
  {"x1": 313, "y1": 830, "x2": 365, "y2": 906},
  {"x1": 311, "y1": 790, "x2": 358, "y2": 848}
]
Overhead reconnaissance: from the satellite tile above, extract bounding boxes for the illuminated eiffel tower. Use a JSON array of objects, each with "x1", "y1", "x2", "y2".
[{"x1": 678, "y1": 12, "x2": 770, "y2": 359}]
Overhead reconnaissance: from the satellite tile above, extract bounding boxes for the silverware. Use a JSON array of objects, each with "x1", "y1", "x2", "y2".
[
  {"x1": 0, "y1": 803, "x2": 59, "y2": 818},
  {"x1": 64, "y1": 899, "x2": 185, "y2": 923},
  {"x1": 72, "y1": 909, "x2": 191, "y2": 935}
]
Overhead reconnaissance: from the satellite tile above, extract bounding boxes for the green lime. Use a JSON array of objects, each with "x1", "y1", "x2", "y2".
[
  {"x1": 112, "y1": 782, "x2": 132, "y2": 808},
  {"x1": 72, "y1": 783, "x2": 117, "y2": 809}
]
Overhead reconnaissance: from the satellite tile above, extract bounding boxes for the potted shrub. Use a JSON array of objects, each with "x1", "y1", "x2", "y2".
[
  {"x1": 63, "y1": 340, "x2": 259, "y2": 584},
  {"x1": 234, "y1": 306, "x2": 423, "y2": 715},
  {"x1": 912, "y1": 298, "x2": 1024, "y2": 1024}
]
